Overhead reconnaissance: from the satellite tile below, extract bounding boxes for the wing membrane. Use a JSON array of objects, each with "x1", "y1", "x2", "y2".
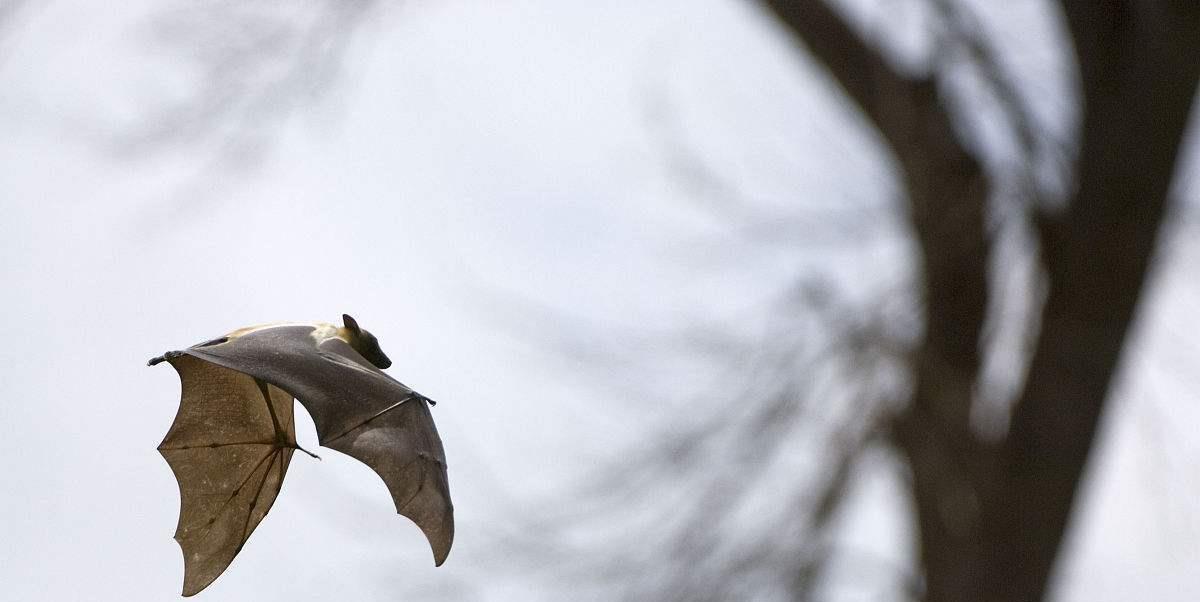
[{"x1": 158, "y1": 355, "x2": 296, "y2": 596}]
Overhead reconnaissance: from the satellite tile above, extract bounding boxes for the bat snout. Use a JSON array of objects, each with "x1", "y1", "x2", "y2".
[{"x1": 375, "y1": 354, "x2": 392, "y2": 369}]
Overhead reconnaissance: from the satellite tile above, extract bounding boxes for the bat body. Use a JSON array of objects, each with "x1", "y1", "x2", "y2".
[{"x1": 152, "y1": 315, "x2": 453, "y2": 596}]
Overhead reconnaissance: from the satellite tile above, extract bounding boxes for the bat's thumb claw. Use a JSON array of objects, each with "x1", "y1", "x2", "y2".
[{"x1": 149, "y1": 350, "x2": 184, "y2": 366}]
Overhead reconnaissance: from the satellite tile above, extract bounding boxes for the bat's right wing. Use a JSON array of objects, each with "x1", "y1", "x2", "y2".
[{"x1": 317, "y1": 382, "x2": 454, "y2": 565}]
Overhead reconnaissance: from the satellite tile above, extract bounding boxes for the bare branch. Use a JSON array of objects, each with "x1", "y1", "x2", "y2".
[
  {"x1": 927, "y1": 0, "x2": 1040, "y2": 162},
  {"x1": 120, "y1": 0, "x2": 379, "y2": 162},
  {"x1": 488, "y1": 279, "x2": 913, "y2": 600},
  {"x1": 761, "y1": 0, "x2": 933, "y2": 155}
]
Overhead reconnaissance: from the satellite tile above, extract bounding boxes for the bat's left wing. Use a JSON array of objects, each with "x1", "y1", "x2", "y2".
[{"x1": 155, "y1": 354, "x2": 298, "y2": 596}]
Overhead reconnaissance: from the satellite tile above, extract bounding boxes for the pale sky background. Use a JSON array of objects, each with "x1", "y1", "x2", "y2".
[{"x1": 2, "y1": 1, "x2": 1199, "y2": 600}]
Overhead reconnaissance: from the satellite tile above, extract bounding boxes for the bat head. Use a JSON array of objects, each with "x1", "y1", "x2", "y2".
[{"x1": 343, "y1": 313, "x2": 392, "y2": 369}]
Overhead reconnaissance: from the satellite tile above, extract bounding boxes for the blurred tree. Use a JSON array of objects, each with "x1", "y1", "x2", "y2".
[{"x1": 755, "y1": 2, "x2": 1200, "y2": 601}]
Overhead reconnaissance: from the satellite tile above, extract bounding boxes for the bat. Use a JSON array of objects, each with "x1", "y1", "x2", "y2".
[{"x1": 150, "y1": 314, "x2": 453, "y2": 596}]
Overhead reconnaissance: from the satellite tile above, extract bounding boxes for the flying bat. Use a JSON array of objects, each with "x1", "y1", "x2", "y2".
[{"x1": 150, "y1": 314, "x2": 453, "y2": 596}]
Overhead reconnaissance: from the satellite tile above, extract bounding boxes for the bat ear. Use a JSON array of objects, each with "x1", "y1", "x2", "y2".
[{"x1": 343, "y1": 314, "x2": 361, "y2": 334}]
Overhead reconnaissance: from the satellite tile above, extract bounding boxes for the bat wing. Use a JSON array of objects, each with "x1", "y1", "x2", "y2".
[
  {"x1": 157, "y1": 354, "x2": 297, "y2": 597},
  {"x1": 181, "y1": 326, "x2": 454, "y2": 565}
]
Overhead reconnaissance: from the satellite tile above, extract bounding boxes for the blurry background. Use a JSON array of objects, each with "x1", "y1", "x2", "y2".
[{"x1": 2, "y1": 1, "x2": 1199, "y2": 600}]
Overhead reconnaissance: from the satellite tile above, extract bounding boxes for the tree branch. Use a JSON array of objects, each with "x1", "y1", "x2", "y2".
[
  {"x1": 761, "y1": 0, "x2": 988, "y2": 399},
  {"x1": 762, "y1": 2, "x2": 994, "y2": 599},
  {"x1": 761, "y1": 0, "x2": 928, "y2": 153},
  {"x1": 928, "y1": 0, "x2": 1040, "y2": 163}
]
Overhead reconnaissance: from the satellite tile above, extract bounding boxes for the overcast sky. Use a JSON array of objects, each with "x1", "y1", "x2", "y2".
[{"x1": 2, "y1": 1, "x2": 1199, "y2": 600}]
